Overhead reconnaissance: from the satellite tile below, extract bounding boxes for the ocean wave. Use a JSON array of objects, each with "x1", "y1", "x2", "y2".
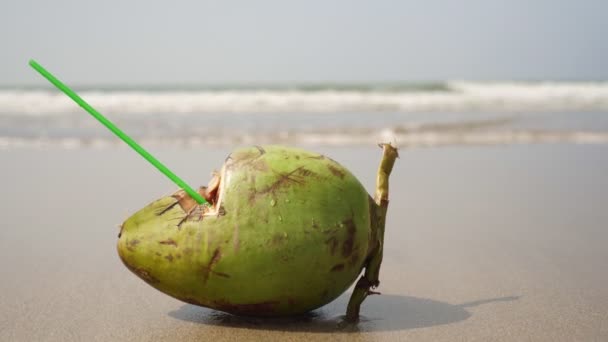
[
  {"x1": 2, "y1": 128, "x2": 608, "y2": 150},
  {"x1": 2, "y1": 81, "x2": 608, "y2": 115}
]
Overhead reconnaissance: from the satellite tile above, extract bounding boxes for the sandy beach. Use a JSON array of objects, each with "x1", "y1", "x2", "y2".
[{"x1": 1, "y1": 144, "x2": 607, "y2": 341}]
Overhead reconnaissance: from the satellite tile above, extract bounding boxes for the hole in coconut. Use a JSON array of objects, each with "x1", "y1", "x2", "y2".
[
  {"x1": 203, "y1": 172, "x2": 221, "y2": 205},
  {"x1": 172, "y1": 171, "x2": 222, "y2": 216}
]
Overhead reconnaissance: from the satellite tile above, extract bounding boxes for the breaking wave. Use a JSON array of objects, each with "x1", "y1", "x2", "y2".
[
  {"x1": 2, "y1": 125, "x2": 608, "y2": 149},
  {"x1": 2, "y1": 81, "x2": 608, "y2": 115}
]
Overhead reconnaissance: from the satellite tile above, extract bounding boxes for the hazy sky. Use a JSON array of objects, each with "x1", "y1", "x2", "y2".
[{"x1": 2, "y1": 0, "x2": 607, "y2": 85}]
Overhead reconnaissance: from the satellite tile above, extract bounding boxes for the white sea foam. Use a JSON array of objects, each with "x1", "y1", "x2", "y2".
[
  {"x1": 2, "y1": 81, "x2": 608, "y2": 115},
  {"x1": 2, "y1": 129, "x2": 608, "y2": 150}
]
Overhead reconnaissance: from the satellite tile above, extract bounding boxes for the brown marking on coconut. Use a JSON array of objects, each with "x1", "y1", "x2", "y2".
[
  {"x1": 322, "y1": 226, "x2": 339, "y2": 235},
  {"x1": 327, "y1": 164, "x2": 345, "y2": 179},
  {"x1": 280, "y1": 253, "x2": 293, "y2": 262},
  {"x1": 157, "y1": 200, "x2": 180, "y2": 216},
  {"x1": 126, "y1": 239, "x2": 140, "y2": 252},
  {"x1": 266, "y1": 167, "x2": 306, "y2": 191},
  {"x1": 158, "y1": 238, "x2": 178, "y2": 247},
  {"x1": 165, "y1": 254, "x2": 174, "y2": 262},
  {"x1": 233, "y1": 223, "x2": 240, "y2": 252},
  {"x1": 155, "y1": 252, "x2": 162, "y2": 256},
  {"x1": 325, "y1": 236, "x2": 339, "y2": 256},
  {"x1": 225, "y1": 155, "x2": 263, "y2": 178},
  {"x1": 295, "y1": 167, "x2": 317, "y2": 178},
  {"x1": 124, "y1": 263, "x2": 160, "y2": 284},
  {"x1": 342, "y1": 218, "x2": 357, "y2": 257},
  {"x1": 249, "y1": 166, "x2": 308, "y2": 203},
  {"x1": 349, "y1": 247, "x2": 362, "y2": 268},
  {"x1": 254, "y1": 145, "x2": 266, "y2": 155},
  {"x1": 270, "y1": 232, "x2": 288, "y2": 246},
  {"x1": 212, "y1": 299, "x2": 280, "y2": 315},
  {"x1": 229, "y1": 149, "x2": 261, "y2": 165},
  {"x1": 201, "y1": 248, "x2": 223, "y2": 283},
  {"x1": 326, "y1": 155, "x2": 339, "y2": 164},
  {"x1": 307, "y1": 154, "x2": 325, "y2": 160},
  {"x1": 176, "y1": 207, "x2": 196, "y2": 228},
  {"x1": 331, "y1": 263, "x2": 345, "y2": 272},
  {"x1": 249, "y1": 159, "x2": 269, "y2": 172},
  {"x1": 183, "y1": 248, "x2": 193, "y2": 255}
]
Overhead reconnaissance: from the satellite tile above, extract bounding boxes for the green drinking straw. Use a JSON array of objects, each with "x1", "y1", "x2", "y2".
[{"x1": 29, "y1": 59, "x2": 207, "y2": 205}]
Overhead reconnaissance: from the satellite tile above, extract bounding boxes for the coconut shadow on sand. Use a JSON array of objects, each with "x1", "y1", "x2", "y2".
[{"x1": 168, "y1": 293, "x2": 519, "y2": 333}]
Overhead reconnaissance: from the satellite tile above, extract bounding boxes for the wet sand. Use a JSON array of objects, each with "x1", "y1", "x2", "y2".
[{"x1": 1, "y1": 144, "x2": 607, "y2": 341}]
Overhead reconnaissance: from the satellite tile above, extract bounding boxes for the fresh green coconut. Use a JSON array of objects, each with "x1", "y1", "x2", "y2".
[{"x1": 117, "y1": 144, "x2": 397, "y2": 321}]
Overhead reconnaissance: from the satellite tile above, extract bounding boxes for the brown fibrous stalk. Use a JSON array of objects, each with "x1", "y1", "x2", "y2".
[{"x1": 345, "y1": 143, "x2": 398, "y2": 322}]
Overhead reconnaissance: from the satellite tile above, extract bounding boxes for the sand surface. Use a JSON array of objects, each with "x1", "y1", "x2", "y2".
[{"x1": 1, "y1": 145, "x2": 607, "y2": 341}]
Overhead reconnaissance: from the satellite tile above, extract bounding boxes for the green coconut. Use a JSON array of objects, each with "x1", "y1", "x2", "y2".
[{"x1": 117, "y1": 144, "x2": 397, "y2": 321}]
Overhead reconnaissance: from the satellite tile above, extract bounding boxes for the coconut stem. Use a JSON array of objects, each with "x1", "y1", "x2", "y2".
[{"x1": 345, "y1": 143, "x2": 399, "y2": 322}]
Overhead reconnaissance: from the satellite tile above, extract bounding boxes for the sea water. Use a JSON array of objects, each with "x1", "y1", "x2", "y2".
[{"x1": 1, "y1": 81, "x2": 608, "y2": 148}]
